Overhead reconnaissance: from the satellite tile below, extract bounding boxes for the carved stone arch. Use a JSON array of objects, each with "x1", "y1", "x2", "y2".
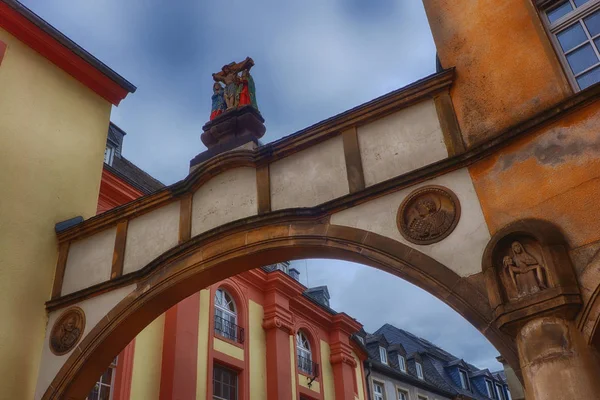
[
  {"x1": 41, "y1": 223, "x2": 517, "y2": 400},
  {"x1": 482, "y1": 219, "x2": 581, "y2": 335}
]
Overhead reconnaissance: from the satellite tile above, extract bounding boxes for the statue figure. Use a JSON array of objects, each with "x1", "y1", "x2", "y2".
[
  {"x1": 408, "y1": 198, "x2": 451, "y2": 239},
  {"x1": 210, "y1": 83, "x2": 226, "y2": 120},
  {"x1": 212, "y1": 57, "x2": 254, "y2": 110},
  {"x1": 236, "y1": 69, "x2": 258, "y2": 110},
  {"x1": 502, "y1": 241, "x2": 547, "y2": 298}
]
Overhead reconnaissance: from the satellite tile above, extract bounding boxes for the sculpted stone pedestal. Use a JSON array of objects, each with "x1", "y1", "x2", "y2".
[
  {"x1": 190, "y1": 106, "x2": 265, "y2": 171},
  {"x1": 484, "y1": 220, "x2": 600, "y2": 400}
]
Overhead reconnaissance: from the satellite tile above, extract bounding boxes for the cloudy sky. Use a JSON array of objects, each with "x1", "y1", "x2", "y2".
[{"x1": 22, "y1": 0, "x2": 500, "y2": 371}]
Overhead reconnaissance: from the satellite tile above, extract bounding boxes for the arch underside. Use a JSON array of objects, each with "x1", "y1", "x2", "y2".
[{"x1": 43, "y1": 217, "x2": 518, "y2": 400}]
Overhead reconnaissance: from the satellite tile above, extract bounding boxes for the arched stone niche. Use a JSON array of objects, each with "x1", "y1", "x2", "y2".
[{"x1": 483, "y1": 219, "x2": 581, "y2": 336}]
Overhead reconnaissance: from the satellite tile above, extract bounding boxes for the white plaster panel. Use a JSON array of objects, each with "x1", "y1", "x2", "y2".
[
  {"x1": 331, "y1": 168, "x2": 490, "y2": 277},
  {"x1": 62, "y1": 227, "x2": 117, "y2": 296},
  {"x1": 270, "y1": 135, "x2": 349, "y2": 210},
  {"x1": 34, "y1": 285, "x2": 136, "y2": 400},
  {"x1": 191, "y1": 167, "x2": 258, "y2": 237},
  {"x1": 357, "y1": 100, "x2": 448, "y2": 187},
  {"x1": 123, "y1": 201, "x2": 180, "y2": 275}
]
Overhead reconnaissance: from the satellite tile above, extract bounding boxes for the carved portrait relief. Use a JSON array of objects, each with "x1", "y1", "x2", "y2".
[
  {"x1": 49, "y1": 307, "x2": 85, "y2": 356},
  {"x1": 397, "y1": 185, "x2": 461, "y2": 245},
  {"x1": 498, "y1": 237, "x2": 549, "y2": 300}
]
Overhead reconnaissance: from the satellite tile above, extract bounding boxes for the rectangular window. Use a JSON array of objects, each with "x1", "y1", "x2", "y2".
[
  {"x1": 416, "y1": 362, "x2": 424, "y2": 380},
  {"x1": 379, "y1": 346, "x2": 388, "y2": 364},
  {"x1": 373, "y1": 382, "x2": 385, "y2": 400},
  {"x1": 86, "y1": 358, "x2": 117, "y2": 400},
  {"x1": 459, "y1": 369, "x2": 470, "y2": 391},
  {"x1": 397, "y1": 388, "x2": 409, "y2": 400},
  {"x1": 486, "y1": 379, "x2": 495, "y2": 398},
  {"x1": 495, "y1": 383, "x2": 507, "y2": 400},
  {"x1": 398, "y1": 355, "x2": 406, "y2": 372},
  {"x1": 104, "y1": 145, "x2": 115, "y2": 166},
  {"x1": 544, "y1": 0, "x2": 600, "y2": 90},
  {"x1": 213, "y1": 364, "x2": 238, "y2": 400}
]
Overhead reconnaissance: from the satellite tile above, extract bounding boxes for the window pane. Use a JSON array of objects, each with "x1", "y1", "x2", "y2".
[
  {"x1": 577, "y1": 65, "x2": 600, "y2": 88},
  {"x1": 100, "y1": 368, "x2": 112, "y2": 385},
  {"x1": 595, "y1": 37, "x2": 600, "y2": 50},
  {"x1": 574, "y1": 0, "x2": 591, "y2": 6},
  {"x1": 558, "y1": 23, "x2": 588, "y2": 51},
  {"x1": 98, "y1": 386, "x2": 111, "y2": 400},
  {"x1": 88, "y1": 384, "x2": 100, "y2": 400},
  {"x1": 584, "y1": 10, "x2": 600, "y2": 37},
  {"x1": 547, "y1": 1, "x2": 573, "y2": 23},
  {"x1": 567, "y1": 43, "x2": 599, "y2": 74}
]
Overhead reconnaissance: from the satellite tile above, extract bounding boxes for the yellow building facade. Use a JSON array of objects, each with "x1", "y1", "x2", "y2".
[{"x1": 0, "y1": 1, "x2": 135, "y2": 398}]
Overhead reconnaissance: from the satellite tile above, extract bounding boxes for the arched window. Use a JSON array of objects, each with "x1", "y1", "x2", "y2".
[
  {"x1": 296, "y1": 331, "x2": 313, "y2": 375},
  {"x1": 214, "y1": 288, "x2": 238, "y2": 341}
]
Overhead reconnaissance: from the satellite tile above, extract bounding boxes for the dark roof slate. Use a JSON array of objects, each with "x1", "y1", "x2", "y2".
[{"x1": 106, "y1": 156, "x2": 164, "y2": 195}]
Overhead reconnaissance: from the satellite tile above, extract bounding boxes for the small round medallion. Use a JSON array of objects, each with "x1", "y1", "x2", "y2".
[
  {"x1": 396, "y1": 185, "x2": 461, "y2": 245},
  {"x1": 49, "y1": 307, "x2": 86, "y2": 356}
]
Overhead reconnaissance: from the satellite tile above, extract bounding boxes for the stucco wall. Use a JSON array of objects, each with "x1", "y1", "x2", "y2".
[
  {"x1": 469, "y1": 102, "x2": 600, "y2": 249},
  {"x1": 0, "y1": 27, "x2": 112, "y2": 399},
  {"x1": 422, "y1": 0, "x2": 571, "y2": 146},
  {"x1": 249, "y1": 300, "x2": 267, "y2": 400},
  {"x1": 129, "y1": 314, "x2": 166, "y2": 400},
  {"x1": 196, "y1": 289, "x2": 211, "y2": 400}
]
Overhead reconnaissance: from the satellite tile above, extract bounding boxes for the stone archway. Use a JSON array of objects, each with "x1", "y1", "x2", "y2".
[{"x1": 41, "y1": 219, "x2": 517, "y2": 400}]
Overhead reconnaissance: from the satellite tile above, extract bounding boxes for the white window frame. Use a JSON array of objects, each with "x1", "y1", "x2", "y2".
[
  {"x1": 396, "y1": 387, "x2": 410, "y2": 400},
  {"x1": 379, "y1": 346, "x2": 388, "y2": 365},
  {"x1": 214, "y1": 288, "x2": 238, "y2": 341},
  {"x1": 485, "y1": 378, "x2": 495, "y2": 398},
  {"x1": 104, "y1": 145, "x2": 115, "y2": 166},
  {"x1": 398, "y1": 355, "x2": 406, "y2": 372},
  {"x1": 542, "y1": 0, "x2": 600, "y2": 90},
  {"x1": 373, "y1": 381, "x2": 385, "y2": 400},
  {"x1": 296, "y1": 331, "x2": 313, "y2": 375},
  {"x1": 458, "y1": 369, "x2": 470, "y2": 391},
  {"x1": 415, "y1": 362, "x2": 424, "y2": 380},
  {"x1": 495, "y1": 383, "x2": 507, "y2": 400},
  {"x1": 87, "y1": 357, "x2": 117, "y2": 400}
]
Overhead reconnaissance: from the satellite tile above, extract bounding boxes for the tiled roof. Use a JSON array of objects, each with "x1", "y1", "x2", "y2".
[
  {"x1": 372, "y1": 323, "x2": 508, "y2": 400},
  {"x1": 106, "y1": 156, "x2": 164, "y2": 194}
]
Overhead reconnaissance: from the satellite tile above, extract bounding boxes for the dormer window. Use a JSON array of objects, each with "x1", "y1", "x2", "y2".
[
  {"x1": 398, "y1": 355, "x2": 406, "y2": 372},
  {"x1": 379, "y1": 346, "x2": 388, "y2": 364},
  {"x1": 485, "y1": 379, "x2": 495, "y2": 398},
  {"x1": 495, "y1": 383, "x2": 507, "y2": 400},
  {"x1": 458, "y1": 369, "x2": 471, "y2": 391},
  {"x1": 104, "y1": 145, "x2": 115, "y2": 166},
  {"x1": 357, "y1": 336, "x2": 365, "y2": 345},
  {"x1": 415, "y1": 362, "x2": 424, "y2": 380}
]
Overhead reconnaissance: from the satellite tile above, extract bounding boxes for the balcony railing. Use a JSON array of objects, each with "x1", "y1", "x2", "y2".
[
  {"x1": 297, "y1": 355, "x2": 319, "y2": 377},
  {"x1": 214, "y1": 315, "x2": 244, "y2": 344}
]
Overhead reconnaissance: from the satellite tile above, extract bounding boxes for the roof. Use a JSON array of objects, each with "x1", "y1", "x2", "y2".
[
  {"x1": 106, "y1": 156, "x2": 164, "y2": 195},
  {"x1": 373, "y1": 323, "x2": 509, "y2": 400},
  {"x1": 0, "y1": 0, "x2": 136, "y2": 104}
]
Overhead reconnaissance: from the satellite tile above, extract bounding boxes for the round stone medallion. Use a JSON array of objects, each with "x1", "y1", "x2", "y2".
[
  {"x1": 49, "y1": 307, "x2": 86, "y2": 356},
  {"x1": 396, "y1": 185, "x2": 461, "y2": 245}
]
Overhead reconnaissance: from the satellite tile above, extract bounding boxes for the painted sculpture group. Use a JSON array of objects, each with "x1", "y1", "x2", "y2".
[{"x1": 210, "y1": 57, "x2": 259, "y2": 120}]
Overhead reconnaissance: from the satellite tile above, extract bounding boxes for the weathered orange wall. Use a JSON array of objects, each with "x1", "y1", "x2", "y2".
[
  {"x1": 422, "y1": 0, "x2": 572, "y2": 146},
  {"x1": 469, "y1": 102, "x2": 600, "y2": 250}
]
